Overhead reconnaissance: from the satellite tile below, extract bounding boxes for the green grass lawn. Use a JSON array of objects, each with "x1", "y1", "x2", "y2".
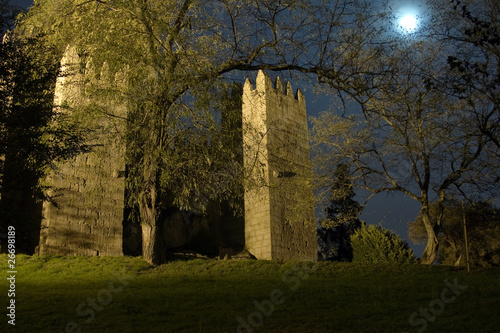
[{"x1": 1, "y1": 254, "x2": 499, "y2": 333}]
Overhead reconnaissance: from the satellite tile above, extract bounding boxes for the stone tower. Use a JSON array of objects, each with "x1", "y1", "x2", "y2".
[
  {"x1": 242, "y1": 70, "x2": 316, "y2": 260},
  {"x1": 38, "y1": 48, "x2": 126, "y2": 256}
]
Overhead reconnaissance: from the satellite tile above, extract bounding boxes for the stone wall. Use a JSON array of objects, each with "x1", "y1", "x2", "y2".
[
  {"x1": 242, "y1": 70, "x2": 316, "y2": 260},
  {"x1": 38, "y1": 48, "x2": 125, "y2": 256}
]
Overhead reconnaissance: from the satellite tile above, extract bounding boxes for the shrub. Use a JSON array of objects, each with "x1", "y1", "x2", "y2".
[{"x1": 351, "y1": 223, "x2": 415, "y2": 263}]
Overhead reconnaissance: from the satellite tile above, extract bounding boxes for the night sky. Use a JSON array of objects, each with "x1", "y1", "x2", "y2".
[{"x1": 10, "y1": 0, "x2": 32, "y2": 10}]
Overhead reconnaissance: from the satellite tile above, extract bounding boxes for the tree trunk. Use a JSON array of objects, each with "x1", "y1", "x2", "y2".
[
  {"x1": 140, "y1": 221, "x2": 165, "y2": 265},
  {"x1": 141, "y1": 222, "x2": 155, "y2": 264},
  {"x1": 421, "y1": 231, "x2": 438, "y2": 264},
  {"x1": 139, "y1": 184, "x2": 165, "y2": 265},
  {"x1": 420, "y1": 208, "x2": 439, "y2": 264}
]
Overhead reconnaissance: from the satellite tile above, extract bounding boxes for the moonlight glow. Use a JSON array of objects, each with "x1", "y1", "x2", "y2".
[{"x1": 399, "y1": 14, "x2": 417, "y2": 32}]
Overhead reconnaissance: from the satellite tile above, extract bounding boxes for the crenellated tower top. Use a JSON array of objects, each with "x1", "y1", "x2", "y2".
[{"x1": 243, "y1": 70, "x2": 305, "y2": 104}]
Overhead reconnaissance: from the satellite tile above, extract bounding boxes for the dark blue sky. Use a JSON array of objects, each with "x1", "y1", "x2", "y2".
[{"x1": 10, "y1": 0, "x2": 32, "y2": 9}]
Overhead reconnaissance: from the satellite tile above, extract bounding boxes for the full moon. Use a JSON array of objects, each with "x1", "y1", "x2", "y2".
[{"x1": 400, "y1": 14, "x2": 417, "y2": 32}]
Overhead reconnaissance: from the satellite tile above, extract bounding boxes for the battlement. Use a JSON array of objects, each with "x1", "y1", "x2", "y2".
[{"x1": 243, "y1": 70, "x2": 305, "y2": 104}]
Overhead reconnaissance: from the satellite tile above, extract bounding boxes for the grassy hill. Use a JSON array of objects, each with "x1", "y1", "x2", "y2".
[{"x1": 1, "y1": 254, "x2": 499, "y2": 333}]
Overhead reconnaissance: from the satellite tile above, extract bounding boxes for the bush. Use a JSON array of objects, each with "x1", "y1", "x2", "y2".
[{"x1": 351, "y1": 223, "x2": 415, "y2": 263}]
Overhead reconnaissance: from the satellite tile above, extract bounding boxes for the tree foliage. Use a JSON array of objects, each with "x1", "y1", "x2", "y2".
[
  {"x1": 431, "y1": 0, "x2": 500, "y2": 149},
  {"x1": 351, "y1": 223, "x2": 415, "y2": 264},
  {"x1": 317, "y1": 163, "x2": 362, "y2": 261},
  {"x1": 409, "y1": 200, "x2": 500, "y2": 267},
  {"x1": 0, "y1": 32, "x2": 89, "y2": 253},
  {"x1": 324, "y1": 163, "x2": 363, "y2": 227}
]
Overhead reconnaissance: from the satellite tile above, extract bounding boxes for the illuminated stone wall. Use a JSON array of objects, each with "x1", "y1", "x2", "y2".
[
  {"x1": 242, "y1": 70, "x2": 316, "y2": 260},
  {"x1": 38, "y1": 48, "x2": 125, "y2": 256}
]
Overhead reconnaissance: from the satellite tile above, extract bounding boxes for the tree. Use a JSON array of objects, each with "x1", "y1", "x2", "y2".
[
  {"x1": 324, "y1": 164, "x2": 363, "y2": 227},
  {"x1": 311, "y1": 37, "x2": 499, "y2": 264},
  {"x1": 317, "y1": 163, "x2": 362, "y2": 261},
  {"x1": 0, "y1": 31, "x2": 89, "y2": 253},
  {"x1": 350, "y1": 223, "x2": 415, "y2": 264},
  {"x1": 409, "y1": 200, "x2": 500, "y2": 266},
  {"x1": 311, "y1": 1, "x2": 500, "y2": 264},
  {"x1": 19, "y1": 0, "x2": 386, "y2": 264},
  {"x1": 430, "y1": 0, "x2": 500, "y2": 149}
]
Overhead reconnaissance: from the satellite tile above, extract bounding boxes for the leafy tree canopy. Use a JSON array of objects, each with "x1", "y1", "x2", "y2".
[{"x1": 409, "y1": 199, "x2": 500, "y2": 266}]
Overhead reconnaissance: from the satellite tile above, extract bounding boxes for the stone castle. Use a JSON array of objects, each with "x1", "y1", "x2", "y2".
[{"x1": 6, "y1": 48, "x2": 317, "y2": 260}]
